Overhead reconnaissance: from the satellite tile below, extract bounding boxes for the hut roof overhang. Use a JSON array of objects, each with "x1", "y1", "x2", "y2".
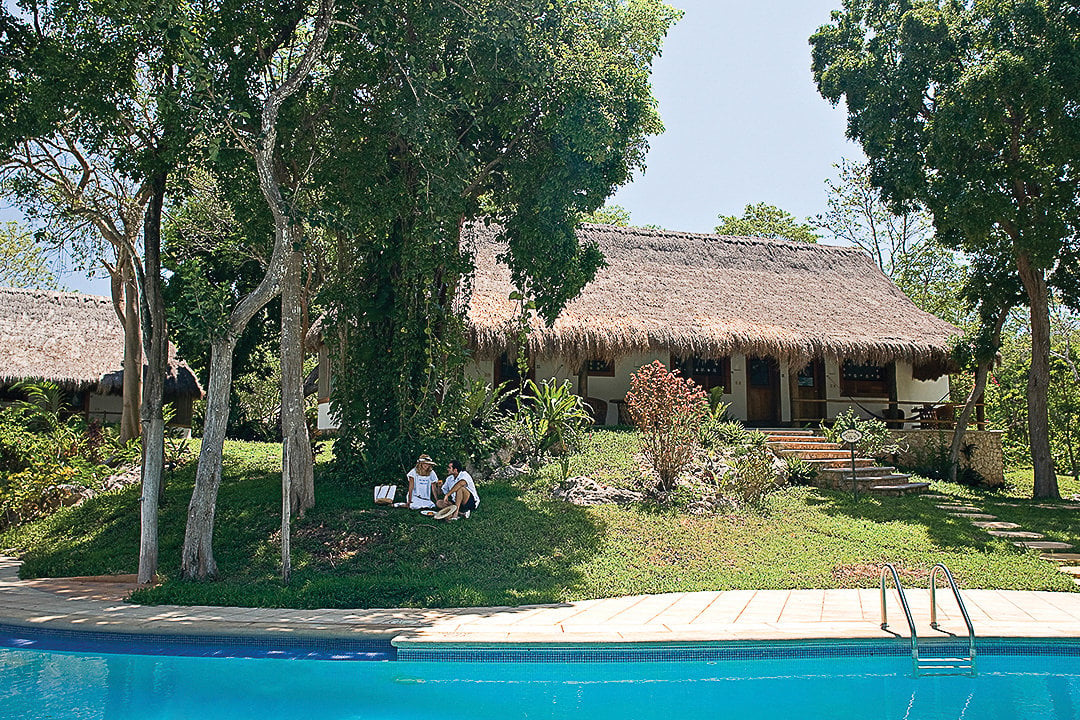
[
  {"x1": 466, "y1": 223, "x2": 961, "y2": 380},
  {"x1": 0, "y1": 287, "x2": 203, "y2": 398}
]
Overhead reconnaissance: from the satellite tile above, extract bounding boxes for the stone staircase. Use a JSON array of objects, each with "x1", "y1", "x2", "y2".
[{"x1": 764, "y1": 429, "x2": 930, "y2": 496}]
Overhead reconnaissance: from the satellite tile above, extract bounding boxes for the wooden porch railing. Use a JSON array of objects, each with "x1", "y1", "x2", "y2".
[{"x1": 791, "y1": 398, "x2": 987, "y2": 431}]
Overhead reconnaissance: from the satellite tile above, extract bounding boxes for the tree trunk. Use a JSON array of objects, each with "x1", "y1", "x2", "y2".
[
  {"x1": 282, "y1": 242, "x2": 314, "y2": 515},
  {"x1": 949, "y1": 360, "x2": 991, "y2": 483},
  {"x1": 120, "y1": 259, "x2": 143, "y2": 443},
  {"x1": 1016, "y1": 253, "x2": 1060, "y2": 499},
  {"x1": 281, "y1": 441, "x2": 292, "y2": 585},
  {"x1": 138, "y1": 172, "x2": 168, "y2": 585},
  {"x1": 949, "y1": 305, "x2": 1009, "y2": 483},
  {"x1": 180, "y1": 335, "x2": 236, "y2": 579}
]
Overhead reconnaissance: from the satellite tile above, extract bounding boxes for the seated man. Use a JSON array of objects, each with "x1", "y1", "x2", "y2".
[{"x1": 435, "y1": 460, "x2": 480, "y2": 519}]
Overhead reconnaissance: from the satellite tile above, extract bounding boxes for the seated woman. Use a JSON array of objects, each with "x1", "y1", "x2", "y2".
[
  {"x1": 405, "y1": 454, "x2": 439, "y2": 509},
  {"x1": 435, "y1": 460, "x2": 479, "y2": 520}
]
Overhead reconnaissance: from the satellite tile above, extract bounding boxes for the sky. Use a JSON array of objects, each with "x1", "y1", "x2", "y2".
[
  {"x1": 611, "y1": 0, "x2": 861, "y2": 232},
  {"x1": 2, "y1": 0, "x2": 861, "y2": 296}
]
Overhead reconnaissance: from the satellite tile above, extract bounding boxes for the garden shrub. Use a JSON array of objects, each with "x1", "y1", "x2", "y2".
[
  {"x1": 504, "y1": 379, "x2": 593, "y2": 477},
  {"x1": 824, "y1": 408, "x2": 899, "y2": 459},
  {"x1": 626, "y1": 361, "x2": 709, "y2": 493},
  {"x1": 701, "y1": 417, "x2": 748, "y2": 450},
  {"x1": 784, "y1": 455, "x2": 818, "y2": 485},
  {"x1": 0, "y1": 462, "x2": 78, "y2": 527},
  {"x1": 718, "y1": 431, "x2": 784, "y2": 508},
  {"x1": 0, "y1": 382, "x2": 135, "y2": 528}
]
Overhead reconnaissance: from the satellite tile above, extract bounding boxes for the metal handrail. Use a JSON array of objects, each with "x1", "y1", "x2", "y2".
[
  {"x1": 930, "y1": 563, "x2": 977, "y2": 666},
  {"x1": 880, "y1": 563, "x2": 919, "y2": 667}
]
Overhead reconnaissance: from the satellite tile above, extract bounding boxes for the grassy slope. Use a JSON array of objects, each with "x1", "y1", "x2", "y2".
[{"x1": 1, "y1": 433, "x2": 1076, "y2": 609}]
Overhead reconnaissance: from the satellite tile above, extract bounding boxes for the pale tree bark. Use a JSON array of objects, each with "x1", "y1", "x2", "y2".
[
  {"x1": 949, "y1": 307, "x2": 1010, "y2": 483},
  {"x1": 282, "y1": 241, "x2": 314, "y2": 526},
  {"x1": 180, "y1": 0, "x2": 333, "y2": 580},
  {"x1": 138, "y1": 172, "x2": 169, "y2": 585},
  {"x1": 282, "y1": 242, "x2": 314, "y2": 517},
  {"x1": 1017, "y1": 252, "x2": 1060, "y2": 499},
  {"x1": 119, "y1": 251, "x2": 143, "y2": 443}
]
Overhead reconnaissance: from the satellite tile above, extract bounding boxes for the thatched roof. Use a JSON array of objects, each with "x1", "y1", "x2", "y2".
[
  {"x1": 466, "y1": 223, "x2": 960, "y2": 379},
  {"x1": 0, "y1": 287, "x2": 203, "y2": 398}
]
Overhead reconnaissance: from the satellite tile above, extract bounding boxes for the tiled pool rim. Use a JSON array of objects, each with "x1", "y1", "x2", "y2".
[{"x1": 4, "y1": 622, "x2": 1080, "y2": 664}]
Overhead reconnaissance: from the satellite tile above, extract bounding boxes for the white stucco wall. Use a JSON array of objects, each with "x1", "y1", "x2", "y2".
[
  {"x1": 317, "y1": 350, "x2": 953, "y2": 431},
  {"x1": 317, "y1": 401, "x2": 338, "y2": 432},
  {"x1": 825, "y1": 358, "x2": 951, "y2": 425}
]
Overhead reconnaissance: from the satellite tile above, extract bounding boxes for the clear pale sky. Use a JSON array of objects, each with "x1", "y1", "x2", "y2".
[
  {"x1": 3, "y1": 0, "x2": 859, "y2": 295},
  {"x1": 612, "y1": 0, "x2": 861, "y2": 232}
]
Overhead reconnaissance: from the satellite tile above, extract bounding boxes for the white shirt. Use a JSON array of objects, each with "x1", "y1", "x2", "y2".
[
  {"x1": 442, "y1": 470, "x2": 479, "y2": 507},
  {"x1": 407, "y1": 468, "x2": 438, "y2": 508}
]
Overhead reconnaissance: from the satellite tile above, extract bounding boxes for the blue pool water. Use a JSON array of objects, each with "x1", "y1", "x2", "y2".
[{"x1": 2, "y1": 637, "x2": 1080, "y2": 719}]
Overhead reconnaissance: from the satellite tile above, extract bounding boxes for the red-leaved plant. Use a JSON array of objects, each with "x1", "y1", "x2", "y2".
[{"x1": 625, "y1": 361, "x2": 709, "y2": 493}]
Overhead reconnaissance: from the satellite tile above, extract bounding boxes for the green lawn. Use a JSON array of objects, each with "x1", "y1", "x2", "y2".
[{"x1": 1, "y1": 432, "x2": 1077, "y2": 609}]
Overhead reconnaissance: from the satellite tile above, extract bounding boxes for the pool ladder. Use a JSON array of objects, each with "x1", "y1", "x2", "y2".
[{"x1": 880, "y1": 563, "x2": 977, "y2": 676}]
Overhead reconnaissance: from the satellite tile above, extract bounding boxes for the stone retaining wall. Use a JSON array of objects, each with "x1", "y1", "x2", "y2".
[{"x1": 887, "y1": 429, "x2": 1005, "y2": 487}]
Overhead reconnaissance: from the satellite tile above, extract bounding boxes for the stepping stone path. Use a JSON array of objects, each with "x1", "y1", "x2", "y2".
[
  {"x1": 988, "y1": 530, "x2": 1045, "y2": 539},
  {"x1": 1013, "y1": 540, "x2": 1075, "y2": 551},
  {"x1": 931, "y1": 496, "x2": 1077, "y2": 584}
]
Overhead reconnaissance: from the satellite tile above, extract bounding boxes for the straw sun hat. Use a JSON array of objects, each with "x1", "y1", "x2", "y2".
[
  {"x1": 416, "y1": 454, "x2": 434, "y2": 466},
  {"x1": 433, "y1": 506, "x2": 456, "y2": 520}
]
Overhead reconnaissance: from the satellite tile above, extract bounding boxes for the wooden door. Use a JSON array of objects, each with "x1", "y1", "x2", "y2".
[
  {"x1": 792, "y1": 359, "x2": 826, "y2": 423},
  {"x1": 746, "y1": 356, "x2": 780, "y2": 425}
]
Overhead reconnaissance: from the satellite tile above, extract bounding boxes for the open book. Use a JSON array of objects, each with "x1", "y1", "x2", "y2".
[{"x1": 374, "y1": 485, "x2": 397, "y2": 505}]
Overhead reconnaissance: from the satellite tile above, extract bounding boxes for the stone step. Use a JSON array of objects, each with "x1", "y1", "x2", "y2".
[
  {"x1": 951, "y1": 513, "x2": 997, "y2": 520},
  {"x1": 869, "y1": 482, "x2": 930, "y2": 496},
  {"x1": 767, "y1": 441, "x2": 845, "y2": 451},
  {"x1": 803, "y1": 457, "x2": 876, "y2": 469},
  {"x1": 819, "y1": 466, "x2": 906, "y2": 478},
  {"x1": 936, "y1": 504, "x2": 981, "y2": 512},
  {"x1": 1041, "y1": 553, "x2": 1080, "y2": 563},
  {"x1": 989, "y1": 530, "x2": 1045, "y2": 539},
  {"x1": 1013, "y1": 541, "x2": 1074, "y2": 551},
  {"x1": 1057, "y1": 566, "x2": 1080, "y2": 577},
  {"x1": 765, "y1": 433, "x2": 824, "y2": 442},
  {"x1": 815, "y1": 474, "x2": 917, "y2": 492},
  {"x1": 762, "y1": 429, "x2": 817, "y2": 436},
  {"x1": 971, "y1": 521, "x2": 1022, "y2": 529},
  {"x1": 776, "y1": 449, "x2": 852, "y2": 460}
]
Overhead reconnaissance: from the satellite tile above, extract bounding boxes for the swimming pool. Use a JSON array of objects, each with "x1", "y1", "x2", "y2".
[{"x1": 3, "y1": 630, "x2": 1079, "y2": 720}]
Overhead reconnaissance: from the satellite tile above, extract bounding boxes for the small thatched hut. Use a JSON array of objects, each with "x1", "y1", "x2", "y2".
[
  {"x1": 0, "y1": 287, "x2": 203, "y2": 429},
  {"x1": 316, "y1": 223, "x2": 959, "y2": 429}
]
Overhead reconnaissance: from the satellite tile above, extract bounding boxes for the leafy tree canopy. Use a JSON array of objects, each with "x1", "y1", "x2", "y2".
[
  {"x1": 716, "y1": 202, "x2": 819, "y2": 243},
  {"x1": 811, "y1": 0, "x2": 1080, "y2": 498},
  {"x1": 580, "y1": 203, "x2": 632, "y2": 226},
  {"x1": 0, "y1": 221, "x2": 59, "y2": 289}
]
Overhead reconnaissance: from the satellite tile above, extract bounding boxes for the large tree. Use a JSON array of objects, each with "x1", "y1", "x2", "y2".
[
  {"x1": 1, "y1": 0, "x2": 222, "y2": 580},
  {"x1": 812, "y1": 0, "x2": 1080, "y2": 498},
  {"x1": 175, "y1": 0, "x2": 354, "y2": 581},
  {"x1": 716, "y1": 202, "x2": 819, "y2": 243},
  {"x1": 1, "y1": 131, "x2": 150, "y2": 441},
  {"x1": 321, "y1": 0, "x2": 678, "y2": 480}
]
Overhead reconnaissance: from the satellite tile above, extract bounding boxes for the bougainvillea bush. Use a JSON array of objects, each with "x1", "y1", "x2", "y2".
[{"x1": 625, "y1": 361, "x2": 709, "y2": 492}]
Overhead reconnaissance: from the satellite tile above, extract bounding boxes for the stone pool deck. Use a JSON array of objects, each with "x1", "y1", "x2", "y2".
[{"x1": 3, "y1": 556, "x2": 1080, "y2": 647}]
